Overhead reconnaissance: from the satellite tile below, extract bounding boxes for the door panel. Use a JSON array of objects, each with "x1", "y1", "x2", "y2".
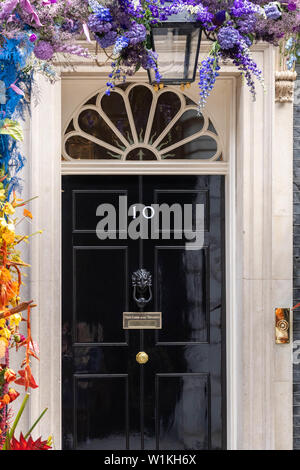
[
  {"x1": 74, "y1": 247, "x2": 128, "y2": 344},
  {"x1": 62, "y1": 175, "x2": 226, "y2": 450},
  {"x1": 155, "y1": 373, "x2": 210, "y2": 450},
  {"x1": 154, "y1": 247, "x2": 209, "y2": 344},
  {"x1": 74, "y1": 375, "x2": 129, "y2": 450}
]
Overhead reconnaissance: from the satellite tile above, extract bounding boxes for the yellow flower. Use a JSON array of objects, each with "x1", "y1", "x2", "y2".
[
  {"x1": 1, "y1": 328, "x2": 11, "y2": 340},
  {"x1": 2, "y1": 223, "x2": 15, "y2": 245},
  {"x1": 9, "y1": 314, "x2": 22, "y2": 328},
  {"x1": 0, "y1": 319, "x2": 6, "y2": 328},
  {"x1": 6, "y1": 223, "x2": 15, "y2": 233},
  {"x1": 3, "y1": 203, "x2": 15, "y2": 215},
  {"x1": 0, "y1": 190, "x2": 6, "y2": 201},
  {"x1": 0, "y1": 217, "x2": 7, "y2": 229},
  {"x1": 0, "y1": 337, "x2": 7, "y2": 356},
  {"x1": 0, "y1": 267, "x2": 11, "y2": 282},
  {"x1": 3, "y1": 231, "x2": 14, "y2": 244}
]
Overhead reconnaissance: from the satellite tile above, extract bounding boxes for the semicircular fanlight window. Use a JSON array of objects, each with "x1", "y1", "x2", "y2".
[{"x1": 63, "y1": 84, "x2": 221, "y2": 162}]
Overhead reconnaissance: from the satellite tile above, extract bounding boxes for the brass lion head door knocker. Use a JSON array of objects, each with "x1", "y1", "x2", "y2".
[{"x1": 132, "y1": 268, "x2": 152, "y2": 309}]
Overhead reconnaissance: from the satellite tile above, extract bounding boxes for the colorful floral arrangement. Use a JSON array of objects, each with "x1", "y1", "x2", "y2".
[
  {"x1": 0, "y1": 0, "x2": 298, "y2": 450},
  {"x1": 0, "y1": 1, "x2": 298, "y2": 108}
]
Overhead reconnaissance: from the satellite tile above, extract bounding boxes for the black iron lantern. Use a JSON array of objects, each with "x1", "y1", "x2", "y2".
[{"x1": 147, "y1": 8, "x2": 202, "y2": 86}]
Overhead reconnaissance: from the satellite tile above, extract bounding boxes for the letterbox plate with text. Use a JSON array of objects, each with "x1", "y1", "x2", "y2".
[{"x1": 123, "y1": 312, "x2": 162, "y2": 329}]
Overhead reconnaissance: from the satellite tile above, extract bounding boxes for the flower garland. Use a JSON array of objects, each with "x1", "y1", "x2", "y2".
[
  {"x1": 0, "y1": 1, "x2": 298, "y2": 106},
  {"x1": 0, "y1": 0, "x2": 297, "y2": 449}
]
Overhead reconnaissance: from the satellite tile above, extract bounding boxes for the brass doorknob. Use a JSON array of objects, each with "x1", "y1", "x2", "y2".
[{"x1": 136, "y1": 351, "x2": 149, "y2": 364}]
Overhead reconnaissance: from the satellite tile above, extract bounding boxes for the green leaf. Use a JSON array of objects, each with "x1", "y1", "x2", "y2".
[
  {"x1": 0, "y1": 119, "x2": 23, "y2": 142},
  {"x1": 2, "y1": 393, "x2": 30, "y2": 450},
  {"x1": 24, "y1": 408, "x2": 48, "y2": 439}
]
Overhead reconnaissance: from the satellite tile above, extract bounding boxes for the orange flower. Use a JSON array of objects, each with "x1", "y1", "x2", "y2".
[
  {"x1": 15, "y1": 366, "x2": 38, "y2": 390},
  {"x1": 23, "y1": 209, "x2": 32, "y2": 219},
  {"x1": 0, "y1": 277, "x2": 19, "y2": 308},
  {"x1": 4, "y1": 368, "x2": 16, "y2": 383},
  {"x1": 8, "y1": 388, "x2": 19, "y2": 402},
  {"x1": 0, "y1": 267, "x2": 11, "y2": 283},
  {"x1": 0, "y1": 394, "x2": 11, "y2": 409}
]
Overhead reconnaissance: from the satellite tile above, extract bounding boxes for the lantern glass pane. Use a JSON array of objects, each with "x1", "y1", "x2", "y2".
[{"x1": 149, "y1": 25, "x2": 200, "y2": 84}]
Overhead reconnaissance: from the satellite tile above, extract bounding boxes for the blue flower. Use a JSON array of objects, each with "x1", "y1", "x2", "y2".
[
  {"x1": 218, "y1": 26, "x2": 241, "y2": 50},
  {"x1": 264, "y1": 2, "x2": 282, "y2": 20},
  {"x1": 198, "y1": 56, "x2": 220, "y2": 111},
  {"x1": 113, "y1": 36, "x2": 130, "y2": 55},
  {"x1": 286, "y1": 37, "x2": 295, "y2": 50},
  {"x1": 88, "y1": 0, "x2": 112, "y2": 21},
  {"x1": 287, "y1": 54, "x2": 297, "y2": 70}
]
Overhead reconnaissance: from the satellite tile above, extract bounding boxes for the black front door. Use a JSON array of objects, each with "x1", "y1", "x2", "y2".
[{"x1": 62, "y1": 175, "x2": 226, "y2": 450}]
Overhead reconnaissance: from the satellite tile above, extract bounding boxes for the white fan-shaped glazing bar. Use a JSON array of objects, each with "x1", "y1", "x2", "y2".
[
  {"x1": 63, "y1": 133, "x2": 75, "y2": 161},
  {"x1": 96, "y1": 88, "x2": 138, "y2": 145},
  {"x1": 122, "y1": 143, "x2": 161, "y2": 161},
  {"x1": 140, "y1": 86, "x2": 185, "y2": 145},
  {"x1": 152, "y1": 105, "x2": 209, "y2": 150},
  {"x1": 101, "y1": 86, "x2": 139, "y2": 144},
  {"x1": 160, "y1": 130, "x2": 221, "y2": 161},
  {"x1": 63, "y1": 130, "x2": 125, "y2": 161},
  {"x1": 72, "y1": 106, "x2": 127, "y2": 153},
  {"x1": 74, "y1": 103, "x2": 129, "y2": 149},
  {"x1": 124, "y1": 82, "x2": 154, "y2": 145}
]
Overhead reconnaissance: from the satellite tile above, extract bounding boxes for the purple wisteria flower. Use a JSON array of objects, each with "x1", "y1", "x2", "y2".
[
  {"x1": 188, "y1": 4, "x2": 214, "y2": 25},
  {"x1": 88, "y1": 14, "x2": 112, "y2": 33},
  {"x1": 198, "y1": 55, "x2": 220, "y2": 110},
  {"x1": 97, "y1": 30, "x2": 118, "y2": 49},
  {"x1": 238, "y1": 15, "x2": 257, "y2": 34},
  {"x1": 264, "y1": 2, "x2": 282, "y2": 20},
  {"x1": 218, "y1": 26, "x2": 241, "y2": 49},
  {"x1": 231, "y1": 0, "x2": 261, "y2": 17},
  {"x1": 124, "y1": 21, "x2": 147, "y2": 45},
  {"x1": 33, "y1": 41, "x2": 54, "y2": 60}
]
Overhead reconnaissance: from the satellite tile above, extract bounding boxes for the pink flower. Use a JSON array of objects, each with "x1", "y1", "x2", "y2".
[
  {"x1": 29, "y1": 33, "x2": 37, "y2": 42},
  {"x1": 83, "y1": 23, "x2": 91, "y2": 43},
  {"x1": 9, "y1": 82, "x2": 24, "y2": 96}
]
